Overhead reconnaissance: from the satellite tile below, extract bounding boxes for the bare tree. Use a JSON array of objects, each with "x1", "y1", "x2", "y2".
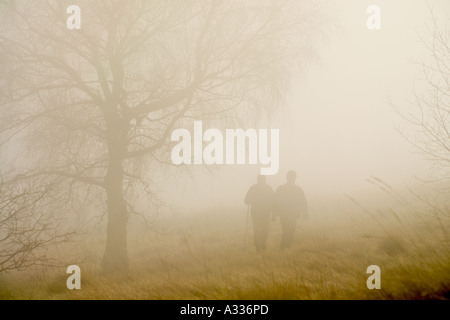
[
  {"x1": 0, "y1": 178, "x2": 74, "y2": 273},
  {"x1": 395, "y1": 12, "x2": 450, "y2": 181},
  {"x1": 0, "y1": 0, "x2": 322, "y2": 272}
]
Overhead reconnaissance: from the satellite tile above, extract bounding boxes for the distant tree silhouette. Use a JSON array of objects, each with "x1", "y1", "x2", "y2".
[{"x1": 395, "y1": 12, "x2": 450, "y2": 182}]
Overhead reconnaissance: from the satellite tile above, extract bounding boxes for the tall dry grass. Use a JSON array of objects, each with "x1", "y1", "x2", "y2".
[{"x1": 0, "y1": 183, "x2": 449, "y2": 300}]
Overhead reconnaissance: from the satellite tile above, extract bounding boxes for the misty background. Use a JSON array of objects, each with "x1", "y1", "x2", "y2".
[{"x1": 164, "y1": 0, "x2": 450, "y2": 215}]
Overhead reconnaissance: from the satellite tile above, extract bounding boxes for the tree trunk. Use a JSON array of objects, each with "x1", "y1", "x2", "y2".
[
  {"x1": 101, "y1": 130, "x2": 129, "y2": 273},
  {"x1": 101, "y1": 181, "x2": 129, "y2": 273}
]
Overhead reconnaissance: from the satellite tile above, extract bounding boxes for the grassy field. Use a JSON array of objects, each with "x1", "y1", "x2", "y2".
[{"x1": 0, "y1": 195, "x2": 449, "y2": 300}]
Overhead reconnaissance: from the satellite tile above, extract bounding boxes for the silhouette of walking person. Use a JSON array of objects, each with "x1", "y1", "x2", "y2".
[
  {"x1": 275, "y1": 170, "x2": 308, "y2": 250},
  {"x1": 244, "y1": 175, "x2": 274, "y2": 252}
]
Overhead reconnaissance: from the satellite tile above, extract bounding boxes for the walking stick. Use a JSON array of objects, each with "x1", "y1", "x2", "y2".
[{"x1": 244, "y1": 205, "x2": 250, "y2": 249}]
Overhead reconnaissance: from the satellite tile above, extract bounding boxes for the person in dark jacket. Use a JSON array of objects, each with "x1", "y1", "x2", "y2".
[
  {"x1": 274, "y1": 170, "x2": 308, "y2": 250},
  {"x1": 244, "y1": 175, "x2": 274, "y2": 252}
]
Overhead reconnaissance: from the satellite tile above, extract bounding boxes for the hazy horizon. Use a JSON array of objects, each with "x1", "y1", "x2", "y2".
[{"x1": 160, "y1": 0, "x2": 450, "y2": 214}]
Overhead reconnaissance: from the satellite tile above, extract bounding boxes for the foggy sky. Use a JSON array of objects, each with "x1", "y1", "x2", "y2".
[{"x1": 162, "y1": 0, "x2": 450, "y2": 213}]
